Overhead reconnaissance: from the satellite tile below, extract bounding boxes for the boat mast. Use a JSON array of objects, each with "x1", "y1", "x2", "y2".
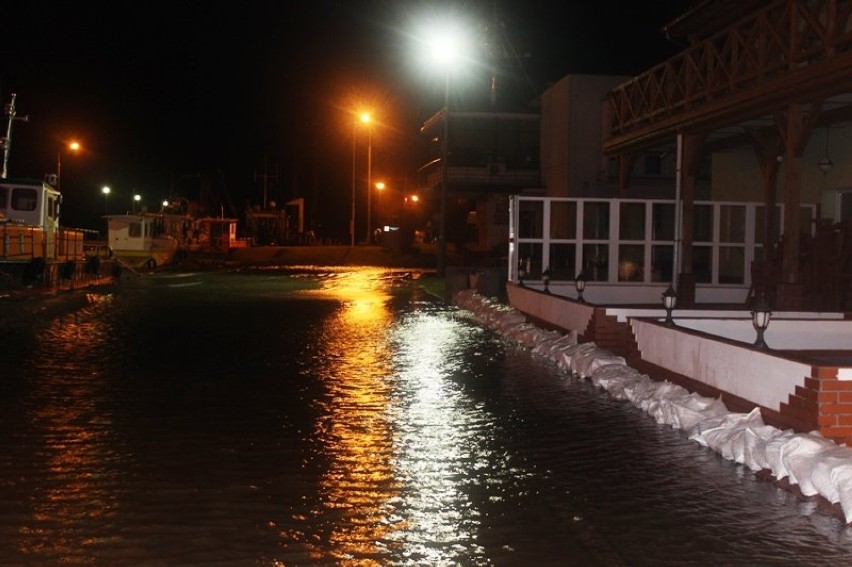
[{"x1": 1, "y1": 93, "x2": 30, "y2": 179}]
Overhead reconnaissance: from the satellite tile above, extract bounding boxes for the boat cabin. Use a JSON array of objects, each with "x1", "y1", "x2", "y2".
[{"x1": 0, "y1": 179, "x2": 60, "y2": 230}]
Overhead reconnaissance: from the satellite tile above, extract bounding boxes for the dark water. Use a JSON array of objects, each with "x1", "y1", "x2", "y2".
[{"x1": 1, "y1": 267, "x2": 852, "y2": 566}]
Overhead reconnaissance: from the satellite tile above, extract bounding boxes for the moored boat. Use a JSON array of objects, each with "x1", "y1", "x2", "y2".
[{"x1": 105, "y1": 212, "x2": 191, "y2": 270}]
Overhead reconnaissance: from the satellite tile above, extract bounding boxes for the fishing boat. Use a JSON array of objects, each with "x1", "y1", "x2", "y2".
[
  {"x1": 105, "y1": 212, "x2": 191, "y2": 269},
  {"x1": 0, "y1": 95, "x2": 110, "y2": 294}
]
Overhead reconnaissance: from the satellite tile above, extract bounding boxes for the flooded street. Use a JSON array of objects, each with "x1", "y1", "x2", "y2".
[{"x1": 1, "y1": 268, "x2": 851, "y2": 565}]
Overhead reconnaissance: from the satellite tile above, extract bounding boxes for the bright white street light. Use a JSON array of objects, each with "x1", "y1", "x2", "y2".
[{"x1": 101, "y1": 185, "x2": 110, "y2": 214}]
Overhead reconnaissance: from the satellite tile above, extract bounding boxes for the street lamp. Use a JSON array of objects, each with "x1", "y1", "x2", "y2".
[
  {"x1": 362, "y1": 112, "x2": 373, "y2": 244},
  {"x1": 101, "y1": 186, "x2": 110, "y2": 214},
  {"x1": 132, "y1": 193, "x2": 141, "y2": 213},
  {"x1": 56, "y1": 140, "x2": 81, "y2": 192},
  {"x1": 351, "y1": 112, "x2": 372, "y2": 247},
  {"x1": 426, "y1": 25, "x2": 468, "y2": 277},
  {"x1": 375, "y1": 181, "x2": 385, "y2": 238}
]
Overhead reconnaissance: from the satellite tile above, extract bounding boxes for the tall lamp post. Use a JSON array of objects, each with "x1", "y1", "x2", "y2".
[
  {"x1": 375, "y1": 181, "x2": 385, "y2": 233},
  {"x1": 56, "y1": 140, "x2": 80, "y2": 192},
  {"x1": 101, "y1": 186, "x2": 110, "y2": 215},
  {"x1": 362, "y1": 112, "x2": 373, "y2": 244},
  {"x1": 351, "y1": 119, "x2": 357, "y2": 247},
  {"x1": 351, "y1": 112, "x2": 372, "y2": 247},
  {"x1": 438, "y1": 68, "x2": 449, "y2": 276},
  {"x1": 428, "y1": 27, "x2": 466, "y2": 276}
]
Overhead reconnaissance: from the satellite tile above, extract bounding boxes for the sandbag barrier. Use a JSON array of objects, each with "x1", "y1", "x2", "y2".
[{"x1": 453, "y1": 289, "x2": 852, "y2": 524}]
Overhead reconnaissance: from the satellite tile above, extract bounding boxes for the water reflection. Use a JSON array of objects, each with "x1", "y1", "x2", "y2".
[
  {"x1": 300, "y1": 268, "x2": 401, "y2": 562},
  {"x1": 14, "y1": 295, "x2": 122, "y2": 562},
  {"x1": 387, "y1": 313, "x2": 490, "y2": 564}
]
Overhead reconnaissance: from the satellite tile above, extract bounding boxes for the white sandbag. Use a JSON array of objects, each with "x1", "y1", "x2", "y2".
[
  {"x1": 669, "y1": 393, "x2": 728, "y2": 433},
  {"x1": 572, "y1": 346, "x2": 616, "y2": 377},
  {"x1": 780, "y1": 433, "x2": 836, "y2": 495},
  {"x1": 690, "y1": 408, "x2": 764, "y2": 457},
  {"x1": 590, "y1": 363, "x2": 641, "y2": 388},
  {"x1": 810, "y1": 446, "x2": 852, "y2": 504},
  {"x1": 531, "y1": 330, "x2": 572, "y2": 357},
  {"x1": 561, "y1": 342, "x2": 598, "y2": 375},
  {"x1": 721, "y1": 412, "x2": 774, "y2": 466},
  {"x1": 740, "y1": 424, "x2": 784, "y2": 472},
  {"x1": 585, "y1": 355, "x2": 627, "y2": 377},
  {"x1": 654, "y1": 389, "x2": 700, "y2": 427},
  {"x1": 831, "y1": 463, "x2": 852, "y2": 523},
  {"x1": 622, "y1": 377, "x2": 660, "y2": 405},
  {"x1": 763, "y1": 429, "x2": 798, "y2": 480},
  {"x1": 591, "y1": 365, "x2": 647, "y2": 400}
]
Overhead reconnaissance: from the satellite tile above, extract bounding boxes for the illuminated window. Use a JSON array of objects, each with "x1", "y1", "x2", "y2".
[{"x1": 11, "y1": 188, "x2": 37, "y2": 211}]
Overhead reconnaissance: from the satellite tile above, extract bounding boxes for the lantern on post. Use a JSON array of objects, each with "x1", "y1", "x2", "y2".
[
  {"x1": 662, "y1": 286, "x2": 677, "y2": 326},
  {"x1": 574, "y1": 272, "x2": 587, "y2": 303},
  {"x1": 751, "y1": 300, "x2": 772, "y2": 349}
]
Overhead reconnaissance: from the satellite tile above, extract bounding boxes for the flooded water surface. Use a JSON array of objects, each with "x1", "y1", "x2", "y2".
[{"x1": 1, "y1": 268, "x2": 852, "y2": 565}]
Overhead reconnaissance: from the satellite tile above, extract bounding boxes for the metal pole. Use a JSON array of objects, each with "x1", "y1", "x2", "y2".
[
  {"x1": 366, "y1": 126, "x2": 372, "y2": 243},
  {"x1": 672, "y1": 132, "x2": 683, "y2": 289},
  {"x1": 437, "y1": 68, "x2": 450, "y2": 277},
  {"x1": 350, "y1": 121, "x2": 356, "y2": 247},
  {"x1": 56, "y1": 151, "x2": 61, "y2": 191}
]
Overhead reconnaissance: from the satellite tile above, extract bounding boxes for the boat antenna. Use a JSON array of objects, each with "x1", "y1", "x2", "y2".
[{"x1": 1, "y1": 93, "x2": 30, "y2": 179}]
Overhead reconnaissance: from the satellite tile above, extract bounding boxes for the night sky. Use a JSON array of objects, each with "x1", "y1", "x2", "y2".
[{"x1": 0, "y1": 1, "x2": 688, "y2": 233}]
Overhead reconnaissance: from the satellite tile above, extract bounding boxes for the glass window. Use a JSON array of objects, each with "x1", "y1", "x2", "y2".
[
  {"x1": 619, "y1": 202, "x2": 645, "y2": 240},
  {"x1": 719, "y1": 246, "x2": 745, "y2": 284},
  {"x1": 652, "y1": 203, "x2": 675, "y2": 241},
  {"x1": 618, "y1": 244, "x2": 644, "y2": 281},
  {"x1": 583, "y1": 202, "x2": 610, "y2": 240},
  {"x1": 550, "y1": 201, "x2": 576, "y2": 239},
  {"x1": 518, "y1": 242, "x2": 542, "y2": 278},
  {"x1": 129, "y1": 222, "x2": 142, "y2": 237},
  {"x1": 549, "y1": 243, "x2": 576, "y2": 281},
  {"x1": 582, "y1": 243, "x2": 609, "y2": 281},
  {"x1": 719, "y1": 205, "x2": 745, "y2": 243},
  {"x1": 519, "y1": 200, "x2": 543, "y2": 239},
  {"x1": 11, "y1": 188, "x2": 37, "y2": 211},
  {"x1": 692, "y1": 245, "x2": 712, "y2": 283},
  {"x1": 651, "y1": 245, "x2": 674, "y2": 283}
]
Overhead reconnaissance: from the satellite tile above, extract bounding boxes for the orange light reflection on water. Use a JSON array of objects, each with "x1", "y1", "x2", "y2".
[
  {"x1": 17, "y1": 295, "x2": 122, "y2": 559},
  {"x1": 296, "y1": 268, "x2": 405, "y2": 562}
]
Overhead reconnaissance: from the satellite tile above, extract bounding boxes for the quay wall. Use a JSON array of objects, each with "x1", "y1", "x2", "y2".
[{"x1": 506, "y1": 282, "x2": 852, "y2": 444}]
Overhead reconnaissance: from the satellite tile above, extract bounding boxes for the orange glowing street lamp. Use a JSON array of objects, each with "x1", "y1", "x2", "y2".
[
  {"x1": 360, "y1": 112, "x2": 374, "y2": 244},
  {"x1": 351, "y1": 111, "x2": 372, "y2": 247},
  {"x1": 375, "y1": 181, "x2": 385, "y2": 231},
  {"x1": 56, "y1": 140, "x2": 81, "y2": 192}
]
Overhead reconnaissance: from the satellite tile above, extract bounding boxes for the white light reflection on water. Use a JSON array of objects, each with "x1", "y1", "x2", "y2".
[{"x1": 385, "y1": 312, "x2": 492, "y2": 565}]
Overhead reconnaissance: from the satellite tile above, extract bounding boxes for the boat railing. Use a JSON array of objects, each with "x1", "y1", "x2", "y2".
[{"x1": 0, "y1": 223, "x2": 98, "y2": 262}]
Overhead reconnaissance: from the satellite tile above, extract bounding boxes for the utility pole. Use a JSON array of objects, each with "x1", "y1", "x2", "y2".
[
  {"x1": 1, "y1": 94, "x2": 30, "y2": 179},
  {"x1": 253, "y1": 154, "x2": 279, "y2": 209}
]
